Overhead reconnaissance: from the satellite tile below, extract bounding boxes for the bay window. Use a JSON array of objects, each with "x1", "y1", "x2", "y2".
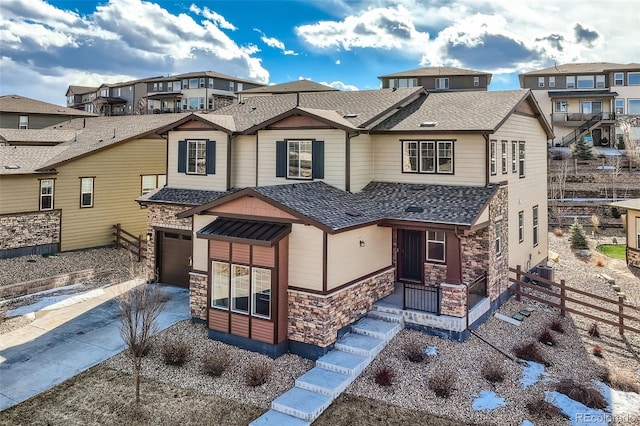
[
  {"x1": 231, "y1": 265, "x2": 250, "y2": 314},
  {"x1": 252, "y1": 268, "x2": 271, "y2": 318},
  {"x1": 211, "y1": 262, "x2": 272, "y2": 320},
  {"x1": 211, "y1": 262, "x2": 229, "y2": 308}
]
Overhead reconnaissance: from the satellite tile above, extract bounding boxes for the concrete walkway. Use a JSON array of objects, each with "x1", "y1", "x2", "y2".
[{"x1": 0, "y1": 280, "x2": 189, "y2": 411}]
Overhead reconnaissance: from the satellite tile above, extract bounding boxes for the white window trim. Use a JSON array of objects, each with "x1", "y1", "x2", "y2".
[
  {"x1": 518, "y1": 141, "x2": 526, "y2": 178},
  {"x1": 473, "y1": 76, "x2": 479, "y2": 87},
  {"x1": 533, "y1": 205, "x2": 539, "y2": 247},
  {"x1": 40, "y1": 179, "x2": 54, "y2": 211},
  {"x1": 511, "y1": 141, "x2": 517, "y2": 173},
  {"x1": 287, "y1": 140, "x2": 313, "y2": 179},
  {"x1": 187, "y1": 140, "x2": 206, "y2": 175},
  {"x1": 628, "y1": 72, "x2": 640, "y2": 86},
  {"x1": 495, "y1": 222, "x2": 502, "y2": 256},
  {"x1": 538, "y1": 77, "x2": 545, "y2": 88},
  {"x1": 501, "y1": 141, "x2": 507, "y2": 174},
  {"x1": 614, "y1": 72, "x2": 624, "y2": 86},
  {"x1": 549, "y1": 76, "x2": 555, "y2": 88},
  {"x1": 628, "y1": 99, "x2": 640, "y2": 115},
  {"x1": 211, "y1": 261, "x2": 229, "y2": 309},
  {"x1": 566, "y1": 76, "x2": 575, "y2": 89},
  {"x1": 419, "y1": 141, "x2": 435, "y2": 173},
  {"x1": 251, "y1": 267, "x2": 271, "y2": 319},
  {"x1": 615, "y1": 99, "x2": 625, "y2": 114},
  {"x1": 435, "y1": 77, "x2": 449, "y2": 90},
  {"x1": 596, "y1": 75, "x2": 605, "y2": 88},
  {"x1": 80, "y1": 177, "x2": 94, "y2": 208},
  {"x1": 19, "y1": 115, "x2": 28, "y2": 129},
  {"x1": 231, "y1": 264, "x2": 250, "y2": 314},
  {"x1": 490, "y1": 140, "x2": 497, "y2": 175},
  {"x1": 518, "y1": 211, "x2": 524, "y2": 243},
  {"x1": 426, "y1": 231, "x2": 446, "y2": 263}
]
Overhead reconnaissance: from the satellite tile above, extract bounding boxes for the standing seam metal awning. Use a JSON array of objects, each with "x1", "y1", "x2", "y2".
[{"x1": 196, "y1": 218, "x2": 292, "y2": 247}]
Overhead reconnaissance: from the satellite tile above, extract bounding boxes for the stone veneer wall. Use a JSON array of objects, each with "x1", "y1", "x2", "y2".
[
  {"x1": 461, "y1": 228, "x2": 490, "y2": 284},
  {"x1": 487, "y1": 186, "x2": 509, "y2": 301},
  {"x1": 440, "y1": 283, "x2": 466, "y2": 317},
  {"x1": 424, "y1": 263, "x2": 447, "y2": 284},
  {"x1": 189, "y1": 272, "x2": 208, "y2": 320},
  {"x1": 628, "y1": 247, "x2": 640, "y2": 268},
  {"x1": 288, "y1": 268, "x2": 395, "y2": 348},
  {"x1": 146, "y1": 204, "x2": 192, "y2": 281},
  {"x1": 0, "y1": 210, "x2": 61, "y2": 250}
]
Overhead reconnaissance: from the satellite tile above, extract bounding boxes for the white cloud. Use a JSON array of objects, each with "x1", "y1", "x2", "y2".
[
  {"x1": 254, "y1": 29, "x2": 299, "y2": 55},
  {"x1": 189, "y1": 4, "x2": 237, "y2": 30},
  {"x1": 320, "y1": 80, "x2": 359, "y2": 91},
  {"x1": 335, "y1": 59, "x2": 341, "y2": 65}
]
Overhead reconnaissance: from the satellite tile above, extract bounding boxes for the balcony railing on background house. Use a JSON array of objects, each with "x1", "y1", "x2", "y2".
[
  {"x1": 560, "y1": 112, "x2": 617, "y2": 146},
  {"x1": 403, "y1": 283, "x2": 440, "y2": 314},
  {"x1": 467, "y1": 273, "x2": 487, "y2": 310}
]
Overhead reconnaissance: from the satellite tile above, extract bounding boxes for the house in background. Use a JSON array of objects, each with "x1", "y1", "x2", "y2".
[
  {"x1": 237, "y1": 80, "x2": 338, "y2": 102},
  {"x1": 0, "y1": 114, "x2": 185, "y2": 259},
  {"x1": 0, "y1": 94, "x2": 96, "y2": 130},
  {"x1": 65, "y1": 86, "x2": 99, "y2": 113},
  {"x1": 610, "y1": 199, "x2": 640, "y2": 268},
  {"x1": 519, "y1": 62, "x2": 640, "y2": 146},
  {"x1": 140, "y1": 86, "x2": 552, "y2": 358},
  {"x1": 378, "y1": 66, "x2": 492, "y2": 91}
]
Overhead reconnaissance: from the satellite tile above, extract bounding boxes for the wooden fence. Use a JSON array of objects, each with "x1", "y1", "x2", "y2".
[
  {"x1": 509, "y1": 266, "x2": 640, "y2": 335},
  {"x1": 113, "y1": 223, "x2": 146, "y2": 262}
]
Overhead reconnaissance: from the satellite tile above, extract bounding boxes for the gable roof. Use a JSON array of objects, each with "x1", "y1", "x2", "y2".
[
  {"x1": 379, "y1": 66, "x2": 492, "y2": 81},
  {"x1": 0, "y1": 129, "x2": 77, "y2": 145},
  {"x1": 610, "y1": 198, "x2": 640, "y2": 211},
  {"x1": 0, "y1": 95, "x2": 97, "y2": 116},
  {"x1": 372, "y1": 89, "x2": 553, "y2": 138},
  {"x1": 520, "y1": 62, "x2": 638, "y2": 76},
  {"x1": 239, "y1": 80, "x2": 338, "y2": 94},
  {"x1": 144, "y1": 70, "x2": 265, "y2": 86},
  {"x1": 65, "y1": 85, "x2": 98, "y2": 96},
  {"x1": 0, "y1": 145, "x2": 68, "y2": 175}
]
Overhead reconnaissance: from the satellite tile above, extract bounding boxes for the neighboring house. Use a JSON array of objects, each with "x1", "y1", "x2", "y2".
[
  {"x1": 139, "y1": 87, "x2": 552, "y2": 358},
  {"x1": 0, "y1": 114, "x2": 186, "y2": 259},
  {"x1": 519, "y1": 62, "x2": 640, "y2": 146},
  {"x1": 378, "y1": 66, "x2": 492, "y2": 91},
  {"x1": 237, "y1": 80, "x2": 338, "y2": 102},
  {"x1": 610, "y1": 199, "x2": 640, "y2": 268},
  {"x1": 65, "y1": 86, "x2": 99, "y2": 113},
  {"x1": 0, "y1": 94, "x2": 96, "y2": 130}
]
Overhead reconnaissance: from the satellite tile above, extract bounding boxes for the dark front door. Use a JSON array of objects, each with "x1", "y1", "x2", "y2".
[
  {"x1": 400, "y1": 230, "x2": 423, "y2": 282},
  {"x1": 158, "y1": 230, "x2": 192, "y2": 288}
]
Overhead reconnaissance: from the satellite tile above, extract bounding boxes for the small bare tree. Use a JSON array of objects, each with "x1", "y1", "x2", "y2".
[{"x1": 118, "y1": 283, "x2": 167, "y2": 404}]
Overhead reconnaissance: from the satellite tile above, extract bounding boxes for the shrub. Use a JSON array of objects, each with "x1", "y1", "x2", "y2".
[
  {"x1": 553, "y1": 228, "x2": 564, "y2": 237},
  {"x1": 245, "y1": 359, "x2": 271, "y2": 387},
  {"x1": 555, "y1": 379, "x2": 608, "y2": 409},
  {"x1": 374, "y1": 365, "x2": 395, "y2": 387},
  {"x1": 162, "y1": 338, "x2": 191, "y2": 366},
  {"x1": 588, "y1": 322, "x2": 600, "y2": 338},
  {"x1": 538, "y1": 328, "x2": 556, "y2": 346},
  {"x1": 592, "y1": 345, "x2": 603, "y2": 358},
  {"x1": 403, "y1": 341, "x2": 425, "y2": 363},
  {"x1": 526, "y1": 397, "x2": 567, "y2": 419},
  {"x1": 481, "y1": 359, "x2": 506, "y2": 383},
  {"x1": 591, "y1": 214, "x2": 600, "y2": 234},
  {"x1": 602, "y1": 369, "x2": 640, "y2": 393},
  {"x1": 574, "y1": 137, "x2": 594, "y2": 160},
  {"x1": 549, "y1": 319, "x2": 565, "y2": 333},
  {"x1": 611, "y1": 206, "x2": 622, "y2": 219},
  {"x1": 513, "y1": 341, "x2": 551, "y2": 366},
  {"x1": 428, "y1": 370, "x2": 457, "y2": 398},
  {"x1": 202, "y1": 348, "x2": 230, "y2": 377},
  {"x1": 569, "y1": 219, "x2": 589, "y2": 250}
]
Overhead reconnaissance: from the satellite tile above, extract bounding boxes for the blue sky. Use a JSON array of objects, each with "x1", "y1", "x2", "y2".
[{"x1": 0, "y1": 0, "x2": 638, "y2": 105}]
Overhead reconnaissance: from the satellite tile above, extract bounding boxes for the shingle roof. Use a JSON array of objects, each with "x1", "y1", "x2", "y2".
[
  {"x1": 379, "y1": 66, "x2": 491, "y2": 79},
  {"x1": 0, "y1": 145, "x2": 68, "y2": 175},
  {"x1": 145, "y1": 187, "x2": 228, "y2": 206},
  {"x1": 66, "y1": 86, "x2": 98, "y2": 96},
  {"x1": 0, "y1": 95, "x2": 97, "y2": 116},
  {"x1": 239, "y1": 80, "x2": 338, "y2": 94},
  {"x1": 520, "y1": 62, "x2": 639, "y2": 75},
  {"x1": 374, "y1": 90, "x2": 531, "y2": 132},
  {"x1": 610, "y1": 198, "x2": 640, "y2": 211},
  {"x1": 0, "y1": 129, "x2": 77, "y2": 145},
  {"x1": 144, "y1": 71, "x2": 265, "y2": 86}
]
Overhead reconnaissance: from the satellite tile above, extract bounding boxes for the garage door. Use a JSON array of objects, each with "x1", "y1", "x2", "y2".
[{"x1": 158, "y1": 230, "x2": 192, "y2": 288}]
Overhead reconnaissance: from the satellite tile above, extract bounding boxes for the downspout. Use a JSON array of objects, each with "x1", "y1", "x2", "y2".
[
  {"x1": 483, "y1": 133, "x2": 490, "y2": 186},
  {"x1": 345, "y1": 132, "x2": 351, "y2": 192},
  {"x1": 226, "y1": 133, "x2": 232, "y2": 190}
]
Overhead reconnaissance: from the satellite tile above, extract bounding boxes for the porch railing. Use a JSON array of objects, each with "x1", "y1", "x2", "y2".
[
  {"x1": 403, "y1": 283, "x2": 440, "y2": 314},
  {"x1": 468, "y1": 273, "x2": 487, "y2": 310}
]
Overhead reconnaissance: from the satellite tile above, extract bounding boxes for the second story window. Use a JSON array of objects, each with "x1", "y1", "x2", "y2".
[
  {"x1": 229, "y1": 81, "x2": 235, "y2": 91},
  {"x1": 614, "y1": 72, "x2": 624, "y2": 85},
  {"x1": 199, "y1": 78, "x2": 205, "y2": 88},
  {"x1": 402, "y1": 140, "x2": 453, "y2": 174},
  {"x1": 555, "y1": 101, "x2": 568, "y2": 112},
  {"x1": 435, "y1": 78, "x2": 449, "y2": 90},
  {"x1": 566, "y1": 76, "x2": 575, "y2": 89},
  {"x1": 577, "y1": 75, "x2": 594, "y2": 89},
  {"x1": 615, "y1": 99, "x2": 624, "y2": 114},
  {"x1": 80, "y1": 177, "x2": 94, "y2": 208},
  {"x1": 473, "y1": 76, "x2": 479, "y2": 87},
  {"x1": 187, "y1": 140, "x2": 206, "y2": 174},
  {"x1": 490, "y1": 140, "x2": 497, "y2": 175},
  {"x1": 596, "y1": 75, "x2": 605, "y2": 88},
  {"x1": 141, "y1": 174, "x2": 166, "y2": 195},
  {"x1": 287, "y1": 140, "x2": 312, "y2": 179},
  {"x1": 511, "y1": 141, "x2": 517, "y2": 173},
  {"x1": 518, "y1": 141, "x2": 526, "y2": 178},
  {"x1": 40, "y1": 179, "x2": 54, "y2": 211},
  {"x1": 549, "y1": 76, "x2": 555, "y2": 87},
  {"x1": 629, "y1": 72, "x2": 640, "y2": 85},
  {"x1": 538, "y1": 77, "x2": 545, "y2": 88},
  {"x1": 209, "y1": 78, "x2": 214, "y2": 88},
  {"x1": 178, "y1": 140, "x2": 216, "y2": 175},
  {"x1": 276, "y1": 140, "x2": 324, "y2": 180},
  {"x1": 501, "y1": 140, "x2": 507, "y2": 174},
  {"x1": 19, "y1": 115, "x2": 28, "y2": 129}
]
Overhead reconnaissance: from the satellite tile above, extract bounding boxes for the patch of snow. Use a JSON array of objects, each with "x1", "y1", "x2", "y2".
[
  {"x1": 521, "y1": 361, "x2": 546, "y2": 389},
  {"x1": 423, "y1": 346, "x2": 437, "y2": 357},
  {"x1": 596, "y1": 166, "x2": 616, "y2": 170},
  {"x1": 545, "y1": 390, "x2": 610, "y2": 426},
  {"x1": 594, "y1": 381, "x2": 640, "y2": 416},
  {"x1": 472, "y1": 390, "x2": 506, "y2": 412},
  {"x1": 9, "y1": 283, "x2": 84, "y2": 303},
  {"x1": 7, "y1": 288, "x2": 105, "y2": 317},
  {"x1": 521, "y1": 420, "x2": 534, "y2": 426}
]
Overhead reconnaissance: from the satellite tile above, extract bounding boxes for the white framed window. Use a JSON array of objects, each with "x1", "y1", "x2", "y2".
[
  {"x1": 182, "y1": 79, "x2": 188, "y2": 89},
  {"x1": 141, "y1": 174, "x2": 166, "y2": 195},
  {"x1": 628, "y1": 72, "x2": 640, "y2": 85},
  {"x1": 519, "y1": 141, "x2": 526, "y2": 178},
  {"x1": 495, "y1": 222, "x2": 502, "y2": 256},
  {"x1": 615, "y1": 99, "x2": 624, "y2": 114},
  {"x1": 501, "y1": 141, "x2": 507, "y2": 174},
  {"x1": 435, "y1": 78, "x2": 449, "y2": 90},
  {"x1": 549, "y1": 76, "x2": 555, "y2": 87},
  {"x1": 199, "y1": 97, "x2": 205, "y2": 109},
  {"x1": 208, "y1": 78, "x2": 214, "y2": 88},
  {"x1": 237, "y1": 82, "x2": 243, "y2": 91},
  {"x1": 577, "y1": 75, "x2": 594, "y2": 89},
  {"x1": 426, "y1": 231, "x2": 445, "y2": 262},
  {"x1": 628, "y1": 99, "x2": 640, "y2": 114},
  {"x1": 437, "y1": 141, "x2": 453, "y2": 173},
  {"x1": 211, "y1": 261, "x2": 229, "y2": 308},
  {"x1": 473, "y1": 76, "x2": 480, "y2": 87},
  {"x1": 252, "y1": 267, "x2": 271, "y2": 319},
  {"x1": 419, "y1": 141, "x2": 435, "y2": 173},
  {"x1": 172, "y1": 81, "x2": 181, "y2": 91},
  {"x1": 187, "y1": 140, "x2": 207, "y2": 175},
  {"x1": 188, "y1": 98, "x2": 198, "y2": 110},
  {"x1": 199, "y1": 77, "x2": 205, "y2": 88},
  {"x1": 533, "y1": 205, "x2": 539, "y2": 247},
  {"x1": 116, "y1": 88, "x2": 121, "y2": 96},
  {"x1": 490, "y1": 140, "x2": 497, "y2": 175},
  {"x1": 100, "y1": 88, "x2": 108, "y2": 97},
  {"x1": 538, "y1": 77, "x2": 545, "y2": 88},
  {"x1": 231, "y1": 264, "x2": 250, "y2": 314},
  {"x1": 19, "y1": 115, "x2": 28, "y2": 129},
  {"x1": 555, "y1": 101, "x2": 568, "y2": 112},
  {"x1": 581, "y1": 101, "x2": 602, "y2": 114},
  {"x1": 566, "y1": 76, "x2": 575, "y2": 89},
  {"x1": 518, "y1": 211, "x2": 524, "y2": 243},
  {"x1": 189, "y1": 78, "x2": 198, "y2": 89},
  {"x1": 40, "y1": 179, "x2": 54, "y2": 211},
  {"x1": 403, "y1": 140, "x2": 453, "y2": 174},
  {"x1": 511, "y1": 141, "x2": 517, "y2": 173},
  {"x1": 596, "y1": 75, "x2": 605, "y2": 88},
  {"x1": 403, "y1": 141, "x2": 418, "y2": 172},
  {"x1": 288, "y1": 140, "x2": 313, "y2": 179},
  {"x1": 80, "y1": 177, "x2": 94, "y2": 208},
  {"x1": 229, "y1": 81, "x2": 235, "y2": 91},
  {"x1": 614, "y1": 72, "x2": 624, "y2": 86}
]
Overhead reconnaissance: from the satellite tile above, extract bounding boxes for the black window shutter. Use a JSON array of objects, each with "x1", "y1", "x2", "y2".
[
  {"x1": 275, "y1": 140, "x2": 287, "y2": 177},
  {"x1": 206, "y1": 140, "x2": 216, "y2": 174},
  {"x1": 177, "y1": 140, "x2": 186, "y2": 173},
  {"x1": 312, "y1": 140, "x2": 324, "y2": 179}
]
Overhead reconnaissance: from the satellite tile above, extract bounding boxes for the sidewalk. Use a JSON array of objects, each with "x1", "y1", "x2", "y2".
[{"x1": 0, "y1": 280, "x2": 189, "y2": 411}]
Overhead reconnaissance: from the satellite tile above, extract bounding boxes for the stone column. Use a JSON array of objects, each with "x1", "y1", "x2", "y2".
[{"x1": 440, "y1": 282, "x2": 466, "y2": 317}]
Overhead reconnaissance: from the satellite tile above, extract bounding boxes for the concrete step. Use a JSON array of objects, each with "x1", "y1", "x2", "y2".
[
  {"x1": 368, "y1": 310, "x2": 404, "y2": 324},
  {"x1": 295, "y1": 367, "x2": 352, "y2": 397},
  {"x1": 351, "y1": 317, "x2": 401, "y2": 342},
  {"x1": 250, "y1": 409, "x2": 311, "y2": 426},
  {"x1": 271, "y1": 387, "x2": 333, "y2": 422},
  {"x1": 335, "y1": 333, "x2": 385, "y2": 358},
  {"x1": 316, "y1": 350, "x2": 369, "y2": 376}
]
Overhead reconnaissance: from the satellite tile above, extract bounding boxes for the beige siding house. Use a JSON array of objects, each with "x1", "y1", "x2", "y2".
[
  {"x1": 141, "y1": 87, "x2": 553, "y2": 358},
  {"x1": 611, "y1": 199, "x2": 640, "y2": 268}
]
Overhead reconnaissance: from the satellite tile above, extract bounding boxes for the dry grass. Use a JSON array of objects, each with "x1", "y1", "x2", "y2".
[
  {"x1": 555, "y1": 379, "x2": 608, "y2": 409},
  {"x1": 513, "y1": 341, "x2": 551, "y2": 366},
  {"x1": 428, "y1": 369, "x2": 457, "y2": 398},
  {"x1": 201, "y1": 348, "x2": 230, "y2": 377},
  {"x1": 538, "y1": 328, "x2": 557, "y2": 346},
  {"x1": 553, "y1": 228, "x2": 564, "y2": 237},
  {"x1": 588, "y1": 322, "x2": 601, "y2": 338},
  {"x1": 244, "y1": 359, "x2": 271, "y2": 387},
  {"x1": 162, "y1": 338, "x2": 191, "y2": 366},
  {"x1": 373, "y1": 365, "x2": 396, "y2": 387},
  {"x1": 549, "y1": 318, "x2": 565, "y2": 333},
  {"x1": 602, "y1": 369, "x2": 640, "y2": 393},
  {"x1": 403, "y1": 341, "x2": 426, "y2": 363},
  {"x1": 594, "y1": 257, "x2": 606, "y2": 267},
  {"x1": 481, "y1": 359, "x2": 506, "y2": 383},
  {"x1": 525, "y1": 396, "x2": 567, "y2": 420}
]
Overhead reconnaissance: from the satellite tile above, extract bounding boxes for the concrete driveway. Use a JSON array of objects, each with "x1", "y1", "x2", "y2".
[{"x1": 0, "y1": 280, "x2": 189, "y2": 411}]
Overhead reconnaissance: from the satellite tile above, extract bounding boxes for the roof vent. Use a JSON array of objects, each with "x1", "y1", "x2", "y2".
[
  {"x1": 343, "y1": 113, "x2": 358, "y2": 118},
  {"x1": 405, "y1": 206, "x2": 424, "y2": 213},
  {"x1": 410, "y1": 185, "x2": 426, "y2": 191},
  {"x1": 419, "y1": 121, "x2": 437, "y2": 127},
  {"x1": 4, "y1": 165, "x2": 21, "y2": 170},
  {"x1": 345, "y1": 210, "x2": 362, "y2": 217}
]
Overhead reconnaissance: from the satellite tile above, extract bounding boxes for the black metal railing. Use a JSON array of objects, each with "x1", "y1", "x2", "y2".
[
  {"x1": 468, "y1": 274, "x2": 487, "y2": 309},
  {"x1": 403, "y1": 283, "x2": 440, "y2": 314},
  {"x1": 561, "y1": 112, "x2": 612, "y2": 145}
]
